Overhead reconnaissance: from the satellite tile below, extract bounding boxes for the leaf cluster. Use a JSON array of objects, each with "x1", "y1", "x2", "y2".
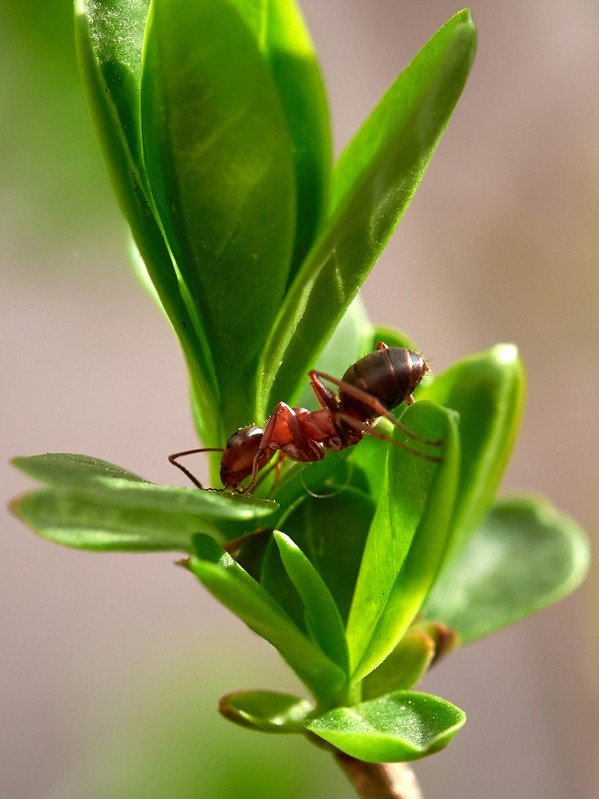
[{"x1": 11, "y1": 0, "x2": 589, "y2": 764}]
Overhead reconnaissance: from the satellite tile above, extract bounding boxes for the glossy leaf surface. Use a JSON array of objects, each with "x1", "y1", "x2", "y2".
[
  {"x1": 257, "y1": 10, "x2": 477, "y2": 417},
  {"x1": 306, "y1": 691, "x2": 465, "y2": 762},
  {"x1": 423, "y1": 496, "x2": 590, "y2": 643},
  {"x1": 75, "y1": 0, "x2": 219, "y2": 441},
  {"x1": 12, "y1": 454, "x2": 275, "y2": 519},
  {"x1": 421, "y1": 343, "x2": 526, "y2": 559},
  {"x1": 219, "y1": 689, "x2": 313, "y2": 733},
  {"x1": 189, "y1": 534, "x2": 346, "y2": 700},
  {"x1": 142, "y1": 0, "x2": 296, "y2": 431},
  {"x1": 228, "y1": 0, "x2": 331, "y2": 272},
  {"x1": 274, "y1": 532, "x2": 349, "y2": 674},
  {"x1": 10, "y1": 490, "x2": 212, "y2": 551},
  {"x1": 262, "y1": 489, "x2": 375, "y2": 628},
  {"x1": 347, "y1": 402, "x2": 460, "y2": 682}
]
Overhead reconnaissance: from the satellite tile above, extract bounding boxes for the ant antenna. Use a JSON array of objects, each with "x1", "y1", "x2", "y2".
[{"x1": 168, "y1": 447, "x2": 224, "y2": 490}]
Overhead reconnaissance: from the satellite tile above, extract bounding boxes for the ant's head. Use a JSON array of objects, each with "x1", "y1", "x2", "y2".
[{"x1": 220, "y1": 425, "x2": 272, "y2": 490}]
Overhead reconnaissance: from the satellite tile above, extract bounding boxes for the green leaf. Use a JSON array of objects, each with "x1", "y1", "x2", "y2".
[
  {"x1": 263, "y1": 489, "x2": 375, "y2": 628},
  {"x1": 421, "y1": 343, "x2": 526, "y2": 558},
  {"x1": 257, "y1": 10, "x2": 477, "y2": 417},
  {"x1": 11, "y1": 453, "x2": 275, "y2": 520},
  {"x1": 189, "y1": 534, "x2": 346, "y2": 701},
  {"x1": 228, "y1": 0, "x2": 332, "y2": 273},
  {"x1": 14, "y1": 451, "x2": 145, "y2": 483},
  {"x1": 75, "y1": 0, "x2": 219, "y2": 442},
  {"x1": 10, "y1": 490, "x2": 212, "y2": 552},
  {"x1": 141, "y1": 0, "x2": 296, "y2": 431},
  {"x1": 347, "y1": 434, "x2": 389, "y2": 505},
  {"x1": 347, "y1": 402, "x2": 460, "y2": 682},
  {"x1": 423, "y1": 496, "x2": 590, "y2": 643},
  {"x1": 362, "y1": 630, "x2": 435, "y2": 700},
  {"x1": 330, "y1": 10, "x2": 476, "y2": 213},
  {"x1": 219, "y1": 689, "x2": 313, "y2": 733},
  {"x1": 305, "y1": 691, "x2": 465, "y2": 762},
  {"x1": 274, "y1": 532, "x2": 349, "y2": 674}
]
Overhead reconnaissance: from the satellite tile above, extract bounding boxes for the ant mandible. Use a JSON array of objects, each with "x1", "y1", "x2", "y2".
[{"x1": 169, "y1": 342, "x2": 442, "y2": 494}]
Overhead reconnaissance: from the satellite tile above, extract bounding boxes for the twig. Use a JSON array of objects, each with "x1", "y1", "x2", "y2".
[{"x1": 335, "y1": 752, "x2": 423, "y2": 799}]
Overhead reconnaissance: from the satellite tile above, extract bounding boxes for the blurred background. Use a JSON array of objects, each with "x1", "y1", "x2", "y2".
[{"x1": 2, "y1": 0, "x2": 598, "y2": 796}]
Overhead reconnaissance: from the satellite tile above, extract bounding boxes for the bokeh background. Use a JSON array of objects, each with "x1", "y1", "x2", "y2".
[{"x1": 3, "y1": 0, "x2": 599, "y2": 796}]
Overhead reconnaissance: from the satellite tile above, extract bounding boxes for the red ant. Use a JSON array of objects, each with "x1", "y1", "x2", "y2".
[{"x1": 169, "y1": 342, "x2": 442, "y2": 494}]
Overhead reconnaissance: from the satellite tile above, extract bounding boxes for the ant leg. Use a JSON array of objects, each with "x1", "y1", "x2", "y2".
[
  {"x1": 310, "y1": 370, "x2": 442, "y2": 447},
  {"x1": 239, "y1": 403, "x2": 323, "y2": 495},
  {"x1": 308, "y1": 372, "x2": 339, "y2": 412},
  {"x1": 168, "y1": 447, "x2": 224, "y2": 490},
  {"x1": 336, "y1": 413, "x2": 444, "y2": 464},
  {"x1": 236, "y1": 404, "x2": 295, "y2": 494},
  {"x1": 308, "y1": 370, "x2": 356, "y2": 446},
  {"x1": 251, "y1": 451, "x2": 286, "y2": 495}
]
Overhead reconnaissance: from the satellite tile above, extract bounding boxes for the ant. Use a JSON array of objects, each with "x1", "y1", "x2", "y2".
[{"x1": 169, "y1": 342, "x2": 442, "y2": 494}]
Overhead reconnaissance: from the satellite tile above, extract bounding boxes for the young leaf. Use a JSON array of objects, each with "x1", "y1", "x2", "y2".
[
  {"x1": 420, "y1": 343, "x2": 526, "y2": 558},
  {"x1": 219, "y1": 689, "x2": 313, "y2": 733},
  {"x1": 362, "y1": 630, "x2": 435, "y2": 700},
  {"x1": 11, "y1": 453, "x2": 276, "y2": 520},
  {"x1": 423, "y1": 496, "x2": 590, "y2": 643},
  {"x1": 189, "y1": 534, "x2": 346, "y2": 701},
  {"x1": 347, "y1": 402, "x2": 460, "y2": 682},
  {"x1": 257, "y1": 10, "x2": 477, "y2": 417},
  {"x1": 411, "y1": 621, "x2": 461, "y2": 665},
  {"x1": 75, "y1": 0, "x2": 220, "y2": 442},
  {"x1": 274, "y1": 532, "x2": 349, "y2": 675},
  {"x1": 347, "y1": 434, "x2": 390, "y2": 506},
  {"x1": 305, "y1": 691, "x2": 466, "y2": 762},
  {"x1": 141, "y1": 0, "x2": 296, "y2": 431},
  {"x1": 263, "y1": 489, "x2": 375, "y2": 628},
  {"x1": 228, "y1": 0, "x2": 332, "y2": 272}
]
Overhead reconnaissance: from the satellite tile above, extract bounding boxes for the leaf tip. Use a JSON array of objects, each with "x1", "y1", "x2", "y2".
[
  {"x1": 273, "y1": 529, "x2": 295, "y2": 550},
  {"x1": 492, "y1": 342, "x2": 520, "y2": 365},
  {"x1": 7, "y1": 492, "x2": 24, "y2": 519},
  {"x1": 455, "y1": 8, "x2": 475, "y2": 25}
]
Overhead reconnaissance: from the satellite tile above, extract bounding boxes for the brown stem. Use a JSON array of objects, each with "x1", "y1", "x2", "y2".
[{"x1": 334, "y1": 752, "x2": 423, "y2": 799}]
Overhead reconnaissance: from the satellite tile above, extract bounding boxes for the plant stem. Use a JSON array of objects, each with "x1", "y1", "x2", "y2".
[{"x1": 335, "y1": 752, "x2": 423, "y2": 799}]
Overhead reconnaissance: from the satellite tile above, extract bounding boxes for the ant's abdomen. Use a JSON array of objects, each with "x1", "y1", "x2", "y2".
[{"x1": 339, "y1": 346, "x2": 428, "y2": 417}]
